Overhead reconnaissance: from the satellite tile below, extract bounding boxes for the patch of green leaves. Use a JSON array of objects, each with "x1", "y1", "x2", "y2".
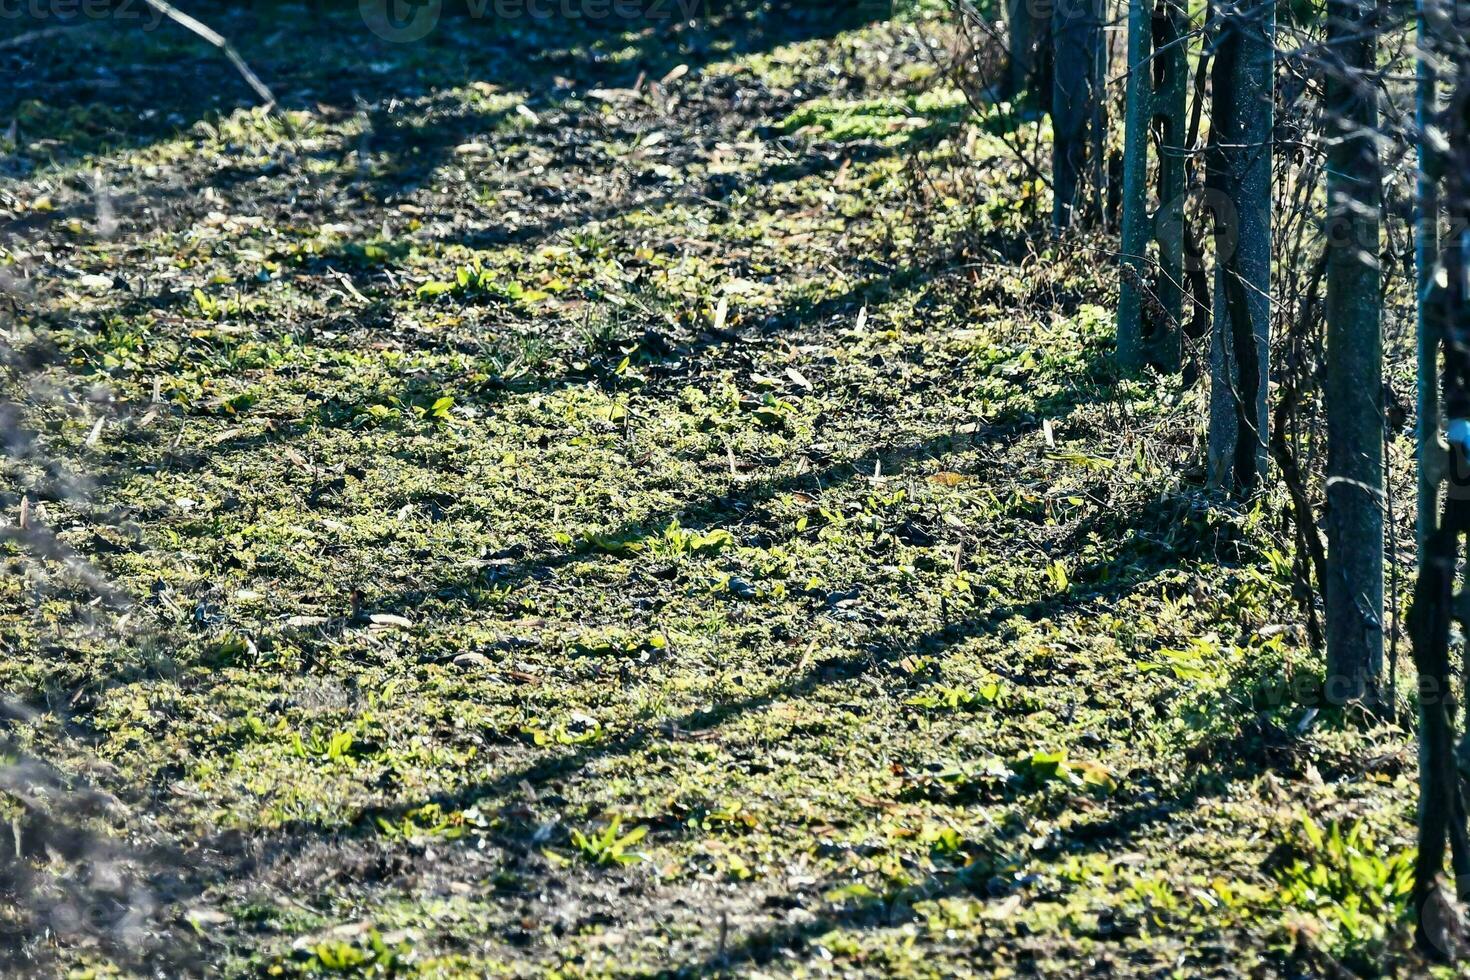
[
  {"x1": 416, "y1": 260, "x2": 551, "y2": 308},
  {"x1": 1270, "y1": 814, "x2": 1414, "y2": 962},
  {"x1": 905, "y1": 681, "x2": 1005, "y2": 712},
  {"x1": 1012, "y1": 748, "x2": 1118, "y2": 794},
  {"x1": 562, "y1": 816, "x2": 649, "y2": 866},
  {"x1": 779, "y1": 89, "x2": 969, "y2": 144},
  {"x1": 284, "y1": 928, "x2": 412, "y2": 976}
]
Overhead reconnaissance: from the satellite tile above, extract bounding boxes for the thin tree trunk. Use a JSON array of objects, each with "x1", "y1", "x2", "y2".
[
  {"x1": 1412, "y1": 53, "x2": 1470, "y2": 957},
  {"x1": 1118, "y1": 0, "x2": 1188, "y2": 372},
  {"x1": 1052, "y1": 0, "x2": 1106, "y2": 230},
  {"x1": 1118, "y1": 0, "x2": 1154, "y2": 369},
  {"x1": 1322, "y1": 0, "x2": 1384, "y2": 704},
  {"x1": 1206, "y1": 0, "x2": 1275, "y2": 494},
  {"x1": 1415, "y1": 0, "x2": 1442, "y2": 555},
  {"x1": 1006, "y1": 0, "x2": 1053, "y2": 111}
]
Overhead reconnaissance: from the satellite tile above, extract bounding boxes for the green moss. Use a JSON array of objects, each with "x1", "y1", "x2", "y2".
[
  {"x1": 779, "y1": 89, "x2": 970, "y2": 143},
  {"x1": 0, "y1": 2, "x2": 1422, "y2": 977}
]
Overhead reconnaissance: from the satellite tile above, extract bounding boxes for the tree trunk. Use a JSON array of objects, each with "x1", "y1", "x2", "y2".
[
  {"x1": 1415, "y1": 0, "x2": 1443, "y2": 555},
  {"x1": 1411, "y1": 65, "x2": 1470, "y2": 957},
  {"x1": 1206, "y1": 0, "x2": 1275, "y2": 495},
  {"x1": 1052, "y1": 0, "x2": 1106, "y2": 230},
  {"x1": 1006, "y1": 0, "x2": 1053, "y2": 111},
  {"x1": 1322, "y1": 0, "x2": 1384, "y2": 704},
  {"x1": 1118, "y1": 0, "x2": 1188, "y2": 372}
]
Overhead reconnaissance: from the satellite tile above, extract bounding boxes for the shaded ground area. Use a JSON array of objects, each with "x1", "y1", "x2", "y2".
[{"x1": 0, "y1": 1, "x2": 1425, "y2": 976}]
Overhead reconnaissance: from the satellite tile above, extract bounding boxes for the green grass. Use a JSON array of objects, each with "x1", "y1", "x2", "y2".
[
  {"x1": 0, "y1": 2, "x2": 1428, "y2": 976},
  {"x1": 778, "y1": 90, "x2": 971, "y2": 143}
]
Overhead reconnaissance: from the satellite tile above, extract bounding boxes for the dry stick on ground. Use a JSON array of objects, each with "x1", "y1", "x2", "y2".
[
  {"x1": 0, "y1": 24, "x2": 90, "y2": 50},
  {"x1": 139, "y1": 0, "x2": 278, "y2": 110}
]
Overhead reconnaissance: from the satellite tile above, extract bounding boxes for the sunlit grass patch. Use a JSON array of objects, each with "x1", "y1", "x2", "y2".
[{"x1": 780, "y1": 89, "x2": 971, "y2": 144}]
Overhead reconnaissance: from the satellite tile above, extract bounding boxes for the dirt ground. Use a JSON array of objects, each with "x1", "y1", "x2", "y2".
[{"x1": 0, "y1": 1, "x2": 1428, "y2": 976}]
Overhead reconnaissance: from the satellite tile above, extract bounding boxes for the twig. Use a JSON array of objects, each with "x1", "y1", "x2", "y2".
[
  {"x1": 139, "y1": 0, "x2": 278, "y2": 110},
  {"x1": 0, "y1": 25, "x2": 86, "y2": 50}
]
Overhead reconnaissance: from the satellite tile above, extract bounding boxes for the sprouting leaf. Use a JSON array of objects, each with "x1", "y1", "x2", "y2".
[
  {"x1": 1071, "y1": 759, "x2": 1118, "y2": 793},
  {"x1": 1044, "y1": 450, "x2": 1114, "y2": 470},
  {"x1": 416, "y1": 279, "x2": 455, "y2": 299},
  {"x1": 1027, "y1": 749, "x2": 1068, "y2": 778},
  {"x1": 1302, "y1": 813, "x2": 1324, "y2": 850},
  {"x1": 566, "y1": 816, "x2": 649, "y2": 866},
  {"x1": 1046, "y1": 561, "x2": 1069, "y2": 591},
  {"x1": 824, "y1": 882, "x2": 879, "y2": 903}
]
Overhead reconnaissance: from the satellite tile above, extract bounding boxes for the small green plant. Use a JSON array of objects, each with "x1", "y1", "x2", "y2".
[
  {"x1": 415, "y1": 395, "x2": 455, "y2": 425},
  {"x1": 1011, "y1": 748, "x2": 1117, "y2": 793},
  {"x1": 291, "y1": 928, "x2": 411, "y2": 975},
  {"x1": 571, "y1": 519, "x2": 733, "y2": 559},
  {"x1": 918, "y1": 823, "x2": 991, "y2": 868},
  {"x1": 1138, "y1": 636, "x2": 1222, "y2": 682},
  {"x1": 416, "y1": 260, "x2": 549, "y2": 307},
  {"x1": 192, "y1": 287, "x2": 245, "y2": 321},
  {"x1": 905, "y1": 681, "x2": 1005, "y2": 712},
  {"x1": 778, "y1": 90, "x2": 969, "y2": 144},
  {"x1": 658, "y1": 521, "x2": 734, "y2": 557},
  {"x1": 520, "y1": 712, "x2": 606, "y2": 746},
  {"x1": 290, "y1": 728, "x2": 356, "y2": 763},
  {"x1": 1270, "y1": 815, "x2": 1414, "y2": 962},
  {"x1": 566, "y1": 817, "x2": 649, "y2": 866},
  {"x1": 375, "y1": 803, "x2": 486, "y2": 841},
  {"x1": 289, "y1": 718, "x2": 381, "y2": 765},
  {"x1": 88, "y1": 317, "x2": 150, "y2": 373}
]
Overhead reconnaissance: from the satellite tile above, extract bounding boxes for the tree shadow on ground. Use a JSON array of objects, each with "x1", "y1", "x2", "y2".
[
  {"x1": 73, "y1": 129, "x2": 900, "y2": 354},
  {"x1": 0, "y1": 518, "x2": 1267, "y2": 974},
  {"x1": 90, "y1": 476, "x2": 1260, "y2": 975},
  {"x1": 2, "y1": 316, "x2": 1246, "y2": 975},
  {"x1": 0, "y1": 0, "x2": 921, "y2": 607},
  {"x1": 0, "y1": 7, "x2": 1162, "y2": 970},
  {"x1": 657, "y1": 657, "x2": 1317, "y2": 976},
  {"x1": 139, "y1": 328, "x2": 1114, "y2": 805},
  {"x1": 0, "y1": 1, "x2": 906, "y2": 968},
  {"x1": 1, "y1": 0, "x2": 882, "y2": 214},
  {"x1": 88, "y1": 209, "x2": 1036, "y2": 502}
]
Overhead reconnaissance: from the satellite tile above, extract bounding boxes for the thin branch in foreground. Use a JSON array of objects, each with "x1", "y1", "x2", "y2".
[{"x1": 139, "y1": 0, "x2": 278, "y2": 110}]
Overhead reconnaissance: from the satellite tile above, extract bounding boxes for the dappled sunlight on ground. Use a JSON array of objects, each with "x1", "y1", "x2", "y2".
[{"x1": 0, "y1": 2, "x2": 1421, "y2": 975}]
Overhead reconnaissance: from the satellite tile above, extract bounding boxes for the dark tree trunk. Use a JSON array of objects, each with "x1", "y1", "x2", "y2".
[
  {"x1": 1118, "y1": 0, "x2": 1189, "y2": 372},
  {"x1": 1206, "y1": 0, "x2": 1275, "y2": 495},
  {"x1": 1322, "y1": 0, "x2": 1384, "y2": 704},
  {"x1": 1006, "y1": 0, "x2": 1053, "y2": 112},
  {"x1": 1051, "y1": 0, "x2": 1106, "y2": 230}
]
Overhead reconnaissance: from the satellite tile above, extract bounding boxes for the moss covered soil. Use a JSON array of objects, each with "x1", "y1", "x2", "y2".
[{"x1": 0, "y1": 2, "x2": 1434, "y2": 976}]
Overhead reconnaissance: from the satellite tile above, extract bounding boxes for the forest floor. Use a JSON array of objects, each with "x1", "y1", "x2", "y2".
[{"x1": 0, "y1": 2, "x2": 1434, "y2": 976}]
